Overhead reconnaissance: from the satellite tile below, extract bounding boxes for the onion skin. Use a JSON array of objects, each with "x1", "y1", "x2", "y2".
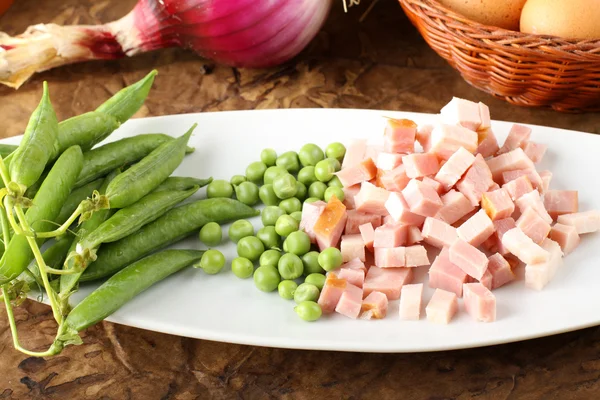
[{"x1": 0, "y1": 0, "x2": 332, "y2": 88}]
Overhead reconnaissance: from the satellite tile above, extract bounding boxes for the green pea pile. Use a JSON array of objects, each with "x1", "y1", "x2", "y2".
[{"x1": 197, "y1": 142, "x2": 347, "y2": 322}]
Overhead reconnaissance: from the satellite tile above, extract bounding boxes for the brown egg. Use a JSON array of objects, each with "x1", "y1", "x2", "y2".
[
  {"x1": 520, "y1": 0, "x2": 600, "y2": 40},
  {"x1": 437, "y1": 0, "x2": 528, "y2": 31}
]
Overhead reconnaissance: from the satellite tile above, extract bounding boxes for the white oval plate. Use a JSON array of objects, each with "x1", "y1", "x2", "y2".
[{"x1": 14, "y1": 108, "x2": 600, "y2": 353}]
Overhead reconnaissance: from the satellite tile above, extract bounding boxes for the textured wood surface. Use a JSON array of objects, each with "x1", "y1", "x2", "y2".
[{"x1": 1, "y1": 0, "x2": 600, "y2": 398}]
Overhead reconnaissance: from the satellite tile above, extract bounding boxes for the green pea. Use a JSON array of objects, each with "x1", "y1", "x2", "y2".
[
  {"x1": 264, "y1": 166, "x2": 288, "y2": 185},
  {"x1": 275, "y1": 215, "x2": 299, "y2": 237},
  {"x1": 298, "y1": 143, "x2": 325, "y2": 167},
  {"x1": 324, "y1": 186, "x2": 345, "y2": 203},
  {"x1": 229, "y1": 220, "x2": 255, "y2": 243},
  {"x1": 276, "y1": 151, "x2": 300, "y2": 174},
  {"x1": 199, "y1": 222, "x2": 222, "y2": 247},
  {"x1": 284, "y1": 231, "x2": 311, "y2": 256},
  {"x1": 254, "y1": 265, "x2": 281, "y2": 292},
  {"x1": 261, "y1": 148, "x2": 277, "y2": 167},
  {"x1": 314, "y1": 158, "x2": 341, "y2": 183},
  {"x1": 308, "y1": 181, "x2": 327, "y2": 199},
  {"x1": 298, "y1": 166, "x2": 317, "y2": 186},
  {"x1": 295, "y1": 182, "x2": 307, "y2": 202},
  {"x1": 259, "y1": 249, "x2": 282, "y2": 267},
  {"x1": 207, "y1": 179, "x2": 234, "y2": 198},
  {"x1": 246, "y1": 161, "x2": 267, "y2": 184},
  {"x1": 294, "y1": 283, "x2": 320, "y2": 304},
  {"x1": 257, "y1": 226, "x2": 281, "y2": 250},
  {"x1": 280, "y1": 197, "x2": 302, "y2": 214},
  {"x1": 278, "y1": 280, "x2": 298, "y2": 300},
  {"x1": 231, "y1": 257, "x2": 254, "y2": 279},
  {"x1": 327, "y1": 176, "x2": 343, "y2": 188},
  {"x1": 262, "y1": 206, "x2": 286, "y2": 226},
  {"x1": 290, "y1": 211, "x2": 303, "y2": 223},
  {"x1": 273, "y1": 174, "x2": 297, "y2": 200},
  {"x1": 318, "y1": 247, "x2": 343, "y2": 272},
  {"x1": 237, "y1": 236, "x2": 265, "y2": 262},
  {"x1": 325, "y1": 142, "x2": 346, "y2": 162},
  {"x1": 234, "y1": 181, "x2": 259, "y2": 206},
  {"x1": 259, "y1": 184, "x2": 279, "y2": 206},
  {"x1": 230, "y1": 175, "x2": 247, "y2": 186},
  {"x1": 305, "y1": 273, "x2": 326, "y2": 290},
  {"x1": 304, "y1": 197, "x2": 321, "y2": 204},
  {"x1": 294, "y1": 301, "x2": 322, "y2": 322},
  {"x1": 302, "y1": 251, "x2": 325, "y2": 275},
  {"x1": 198, "y1": 249, "x2": 225, "y2": 275},
  {"x1": 278, "y1": 253, "x2": 304, "y2": 280}
]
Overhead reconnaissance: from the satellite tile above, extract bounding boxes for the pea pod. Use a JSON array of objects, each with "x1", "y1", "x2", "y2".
[
  {"x1": 104, "y1": 124, "x2": 196, "y2": 209},
  {"x1": 21, "y1": 234, "x2": 76, "y2": 288},
  {"x1": 9, "y1": 82, "x2": 59, "y2": 189},
  {"x1": 152, "y1": 177, "x2": 213, "y2": 193},
  {"x1": 0, "y1": 144, "x2": 17, "y2": 158},
  {"x1": 55, "y1": 179, "x2": 104, "y2": 226},
  {"x1": 95, "y1": 70, "x2": 157, "y2": 124},
  {"x1": 24, "y1": 167, "x2": 50, "y2": 199},
  {"x1": 0, "y1": 146, "x2": 83, "y2": 285},
  {"x1": 81, "y1": 198, "x2": 259, "y2": 281},
  {"x1": 57, "y1": 111, "x2": 120, "y2": 152}
]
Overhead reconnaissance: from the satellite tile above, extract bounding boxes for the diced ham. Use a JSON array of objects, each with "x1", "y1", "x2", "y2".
[
  {"x1": 501, "y1": 227, "x2": 549, "y2": 264},
  {"x1": 548, "y1": 223, "x2": 580, "y2": 255},
  {"x1": 407, "y1": 225, "x2": 423, "y2": 245},
  {"x1": 374, "y1": 247, "x2": 406, "y2": 268},
  {"x1": 487, "y1": 253, "x2": 515, "y2": 289},
  {"x1": 402, "y1": 153, "x2": 440, "y2": 178},
  {"x1": 384, "y1": 118, "x2": 416, "y2": 154},
  {"x1": 430, "y1": 124, "x2": 478, "y2": 161},
  {"x1": 426, "y1": 289, "x2": 458, "y2": 324},
  {"x1": 337, "y1": 268, "x2": 365, "y2": 289},
  {"x1": 313, "y1": 196, "x2": 348, "y2": 251},
  {"x1": 373, "y1": 223, "x2": 408, "y2": 248},
  {"x1": 336, "y1": 158, "x2": 377, "y2": 187},
  {"x1": 363, "y1": 266, "x2": 413, "y2": 300},
  {"x1": 359, "y1": 291, "x2": 389, "y2": 320},
  {"x1": 340, "y1": 234, "x2": 365, "y2": 262},
  {"x1": 436, "y1": 190, "x2": 476, "y2": 225},
  {"x1": 456, "y1": 154, "x2": 495, "y2": 206},
  {"x1": 385, "y1": 192, "x2": 426, "y2": 226},
  {"x1": 514, "y1": 191, "x2": 553, "y2": 224},
  {"x1": 318, "y1": 273, "x2": 347, "y2": 313},
  {"x1": 516, "y1": 207, "x2": 551, "y2": 244},
  {"x1": 340, "y1": 258, "x2": 367, "y2": 273},
  {"x1": 487, "y1": 148, "x2": 535, "y2": 182},
  {"x1": 478, "y1": 102, "x2": 491, "y2": 130},
  {"x1": 522, "y1": 141, "x2": 547, "y2": 164},
  {"x1": 300, "y1": 200, "x2": 326, "y2": 243},
  {"x1": 335, "y1": 283, "x2": 363, "y2": 319},
  {"x1": 405, "y1": 245, "x2": 430, "y2": 267},
  {"x1": 481, "y1": 189, "x2": 515, "y2": 221},
  {"x1": 421, "y1": 177, "x2": 444, "y2": 195},
  {"x1": 502, "y1": 169, "x2": 543, "y2": 192},
  {"x1": 428, "y1": 247, "x2": 469, "y2": 297},
  {"x1": 416, "y1": 124, "x2": 433, "y2": 152},
  {"x1": 463, "y1": 283, "x2": 496, "y2": 322},
  {"x1": 345, "y1": 210, "x2": 382, "y2": 234},
  {"x1": 492, "y1": 217, "x2": 517, "y2": 256},
  {"x1": 342, "y1": 185, "x2": 360, "y2": 210},
  {"x1": 476, "y1": 128, "x2": 500, "y2": 158},
  {"x1": 502, "y1": 175, "x2": 534, "y2": 201},
  {"x1": 525, "y1": 238, "x2": 563, "y2": 291},
  {"x1": 354, "y1": 181, "x2": 390, "y2": 215},
  {"x1": 544, "y1": 190, "x2": 578, "y2": 220},
  {"x1": 421, "y1": 217, "x2": 458, "y2": 248},
  {"x1": 359, "y1": 223, "x2": 376, "y2": 252},
  {"x1": 449, "y1": 239, "x2": 489, "y2": 280},
  {"x1": 399, "y1": 283, "x2": 423, "y2": 320},
  {"x1": 341, "y1": 139, "x2": 367, "y2": 169},
  {"x1": 456, "y1": 209, "x2": 495, "y2": 247},
  {"x1": 379, "y1": 165, "x2": 411, "y2": 192},
  {"x1": 477, "y1": 269, "x2": 493, "y2": 290},
  {"x1": 498, "y1": 124, "x2": 532, "y2": 155},
  {"x1": 539, "y1": 170, "x2": 552, "y2": 193},
  {"x1": 440, "y1": 97, "x2": 482, "y2": 131},
  {"x1": 376, "y1": 152, "x2": 404, "y2": 171},
  {"x1": 402, "y1": 179, "x2": 443, "y2": 217},
  {"x1": 364, "y1": 145, "x2": 383, "y2": 162},
  {"x1": 557, "y1": 210, "x2": 600, "y2": 234},
  {"x1": 434, "y1": 147, "x2": 476, "y2": 191}
]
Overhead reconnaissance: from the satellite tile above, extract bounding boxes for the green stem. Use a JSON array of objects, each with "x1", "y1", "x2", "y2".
[
  {"x1": 0, "y1": 207, "x2": 11, "y2": 246},
  {"x1": 44, "y1": 267, "x2": 79, "y2": 275},
  {"x1": 0, "y1": 157, "x2": 11, "y2": 187},
  {"x1": 3, "y1": 197, "x2": 25, "y2": 236},
  {"x1": 34, "y1": 203, "x2": 83, "y2": 239}
]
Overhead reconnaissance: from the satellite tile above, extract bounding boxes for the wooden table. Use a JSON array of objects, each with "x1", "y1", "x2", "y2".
[{"x1": 1, "y1": 1, "x2": 600, "y2": 398}]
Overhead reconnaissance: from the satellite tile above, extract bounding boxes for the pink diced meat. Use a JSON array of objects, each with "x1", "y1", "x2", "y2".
[
  {"x1": 502, "y1": 175, "x2": 534, "y2": 201},
  {"x1": 342, "y1": 184, "x2": 360, "y2": 210},
  {"x1": 374, "y1": 247, "x2": 406, "y2": 268},
  {"x1": 502, "y1": 169, "x2": 543, "y2": 192},
  {"x1": 557, "y1": 210, "x2": 600, "y2": 234},
  {"x1": 539, "y1": 170, "x2": 552, "y2": 193},
  {"x1": 359, "y1": 223, "x2": 376, "y2": 252},
  {"x1": 360, "y1": 291, "x2": 389, "y2": 320},
  {"x1": 426, "y1": 289, "x2": 458, "y2": 324},
  {"x1": 384, "y1": 119, "x2": 417, "y2": 154},
  {"x1": 421, "y1": 177, "x2": 444, "y2": 195},
  {"x1": 522, "y1": 141, "x2": 547, "y2": 164},
  {"x1": 476, "y1": 128, "x2": 500, "y2": 158},
  {"x1": 340, "y1": 257, "x2": 367, "y2": 272},
  {"x1": 380, "y1": 166, "x2": 410, "y2": 192},
  {"x1": 335, "y1": 283, "x2": 363, "y2": 319},
  {"x1": 548, "y1": 223, "x2": 580, "y2": 255},
  {"x1": 407, "y1": 225, "x2": 423, "y2": 245},
  {"x1": 428, "y1": 247, "x2": 469, "y2": 297},
  {"x1": 337, "y1": 268, "x2": 365, "y2": 289},
  {"x1": 487, "y1": 148, "x2": 535, "y2": 182},
  {"x1": 502, "y1": 227, "x2": 549, "y2": 264},
  {"x1": 436, "y1": 189, "x2": 476, "y2": 225},
  {"x1": 341, "y1": 139, "x2": 367, "y2": 169},
  {"x1": 354, "y1": 181, "x2": 390, "y2": 215},
  {"x1": 336, "y1": 158, "x2": 377, "y2": 187},
  {"x1": 402, "y1": 153, "x2": 440, "y2": 178},
  {"x1": 416, "y1": 124, "x2": 433, "y2": 152},
  {"x1": 340, "y1": 234, "x2": 365, "y2": 262},
  {"x1": 405, "y1": 245, "x2": 430, "y2": 267},
  {"x1": 544, "y1": 190, "x2": 578, "y2": 220},
  {"x1": 478, "y1": 102, "x2": 491, "y2": 130},
  {"x1": 364, "y1": 145, "x2": 383, "y2": 162},
  {"x1": 492, "y1": 217, "x2": 517, "y2": 255},
  {"x1": 514, "y1": 190, "x2": 553, "y2": 224},
  {"x1": 440, "y1": 97, "x2": 482, "y2": 131},
  {"x1": 463, "y1": 283, "x2": 496, "y2": 322},
  {"x1": 345, "y1": 210, "x2": 382, "y2": 234},
  {"x1": 516, "y1": 207, "x2": 551, "y2": 244},
  {"x1": 300, "y1": 200, "x2": 326, "y2": 243},
  {"x1": 449, "y1": 239, "x2": 489, "y2": 280},
  {"x1": 456, "y1": 209, "x2": 495, "y2": 247},
  {"x1": 399, "y1": 283, "x2": 423, "y2": 321},
  {"x1": 373, "y1": 223, "x2": 408, "y2": 248},
  {"x1": 376, "y1": 152, "x2": 404, "y2": 171},
  {"x1": 498, "y1": 124, "x2": 532, "y2": 155},
  {"x1": 430, "y1": 124, "x2": 478, "y2": 161},
  {"x1": 477, "y1": 269, "x2": 493, "y2": 290},
  {"x1": 421, "y1": 217, "x2": 458, "y2": 248},
  {"x1": 525, "y1": 238, "x2": 563, "y2": 291},
  {"x1": 487, "y1": 253, "x2": 515, "y2": 289},
  {"x1": 481, "y1": 189, "x2": 515, "y2": 221},
  {"x1": 318, "y1": 273, "x2": 348, "y2": 313},
  {"x1": 363, "y1": 266, "x2": 413, "y2": 300},
  {"x1": 434, "y1": 147, "x2": 476, "y2": 191},
  {"x1": 385, "y1": 192, "x2": 426, "y2": 226},
  {"x1": 456, "y1": 154, "x2": 494, "y2": 206},
  {"x1": 402, "y1": 179, "x2": 443, "y2": 217}
]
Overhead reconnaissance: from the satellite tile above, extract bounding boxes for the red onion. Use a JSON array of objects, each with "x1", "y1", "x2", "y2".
[{"x1": 0, "y1": 0, "x2": 332, "y2": 88}]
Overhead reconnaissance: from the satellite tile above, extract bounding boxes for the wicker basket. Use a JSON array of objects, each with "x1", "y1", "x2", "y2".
[{"x1": 399, "y1": 0, "x2": 600, "y2": 113}]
